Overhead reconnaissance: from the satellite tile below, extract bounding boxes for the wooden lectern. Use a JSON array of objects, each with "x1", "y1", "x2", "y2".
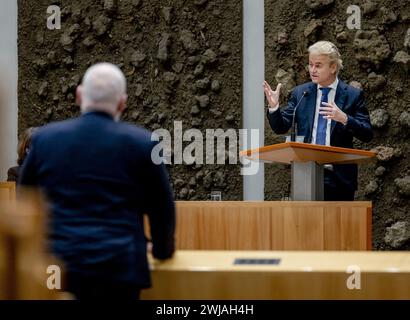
[{"x1": 240, "y1": 142, "x2": 376, "y2": 200}]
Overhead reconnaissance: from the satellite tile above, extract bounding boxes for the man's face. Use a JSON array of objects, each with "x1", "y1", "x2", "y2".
[{"x1": 308, "y1": 54, "x2": 337, "y2": 86}]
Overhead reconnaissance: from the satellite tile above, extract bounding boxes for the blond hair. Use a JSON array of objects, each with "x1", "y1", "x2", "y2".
[{"x1": 308, "y1": 41, "x2": 343, "y2": 72}]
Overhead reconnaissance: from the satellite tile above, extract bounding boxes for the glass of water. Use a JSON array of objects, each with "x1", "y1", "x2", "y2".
[{"x1": 210, "y1": 191, "x2": 222, "y2": 201}]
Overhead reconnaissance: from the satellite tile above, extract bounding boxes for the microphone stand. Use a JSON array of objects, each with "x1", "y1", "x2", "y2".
[{"x1": 290, "y1": 91, "x2": 308, "y2": 142}]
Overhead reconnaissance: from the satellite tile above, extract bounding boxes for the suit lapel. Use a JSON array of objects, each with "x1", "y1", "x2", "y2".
[
  {"x1": 305, "y1": 82, "x2": 317, "y2": 143},
  {"x1": 331, "y1": 80, "x2": 348, "y2": 135}
]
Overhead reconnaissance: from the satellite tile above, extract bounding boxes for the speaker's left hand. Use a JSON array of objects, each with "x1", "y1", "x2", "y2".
[{"x1": 319, "y1": 102, "x2": 348, "y2": 125}]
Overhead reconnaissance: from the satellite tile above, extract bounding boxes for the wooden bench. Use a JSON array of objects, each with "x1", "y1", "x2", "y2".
[{"x1": 0, "y1": 182, "x2": 16, "y2": 202}]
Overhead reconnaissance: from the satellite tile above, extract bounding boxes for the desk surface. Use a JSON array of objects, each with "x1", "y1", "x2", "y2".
[
  {"x1": 144, "y1": 251, "x2": 410, "y2": 299},
  {"x1": 177, "y1": 200, "x2": 372, "y2": 207},
  {"x1": 150, "y1": 250, "x2": 410, "y2": 273}
]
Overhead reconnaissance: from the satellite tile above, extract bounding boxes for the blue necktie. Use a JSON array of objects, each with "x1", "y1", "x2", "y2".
[{"x1": 316, "y1": 87, "x2": 331, "y2": 145}]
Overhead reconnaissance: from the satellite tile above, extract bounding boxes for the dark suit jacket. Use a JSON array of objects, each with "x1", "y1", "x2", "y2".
[
  {"x1": 267, "y1": 80, "x2": 373, "y2": 192},
  {"x1": 19, "y1": 111, "x2": 175, "y2": 288}
]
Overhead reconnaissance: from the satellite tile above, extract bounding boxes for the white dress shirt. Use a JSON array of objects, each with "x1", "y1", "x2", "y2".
[
  {"x1": 311, "y1": 78, "x2": 339, "y2": 146},
  {"x1": 268, "y1": 78, "x2": 339, "y2": 146}
]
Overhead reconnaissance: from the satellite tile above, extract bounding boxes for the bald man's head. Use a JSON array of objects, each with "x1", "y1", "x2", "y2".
[{"x1": 77, "y1": 62, "x2": 127, "y2": 120}]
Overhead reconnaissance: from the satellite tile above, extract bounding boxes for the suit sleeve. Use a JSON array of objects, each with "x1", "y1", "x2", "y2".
[
  {"x1": 267, "y1": 89, "x2": 298, "y2": 134},
  {"x1": 144, "y1": 141, "x2": 176, "y2": 260},
  {"x1": 344, "y1": 90, "x2": 373, "y2": 142}
]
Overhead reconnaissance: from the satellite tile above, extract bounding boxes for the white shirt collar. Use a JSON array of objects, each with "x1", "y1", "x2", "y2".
[{"x1": 318, "y1": 77, "x2": 338, "y2": 91}]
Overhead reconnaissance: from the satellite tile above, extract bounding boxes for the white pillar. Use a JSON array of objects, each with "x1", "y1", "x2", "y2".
[
  {"x1": 243, "y1": 0, "x2": 264, "y2": 200},
  {"x1": 0, "y1": 0, "x2": 18, "y2": 180}
]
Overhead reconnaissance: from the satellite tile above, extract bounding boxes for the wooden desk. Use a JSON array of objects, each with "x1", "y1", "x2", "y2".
[
  {"x1": 0, "y1": 189, "x2": 63, "y2": 299},
  {"x1": 0, "y1": 182, "x2": 16, "y2": 202},
  {"x1": 174, "y1": 201, "x2": 372, "y2": 251},
  {"x1": 142, "y1": 250, "x2": 410, "y2": 299},
  {"x1": 3, "y1": 184, "x2": 371, "y2": 250}
]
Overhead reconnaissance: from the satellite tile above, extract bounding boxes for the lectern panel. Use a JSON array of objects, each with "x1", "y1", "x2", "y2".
[{"x1": 170, "y1": 202, "x2": 372, "y2": 251}]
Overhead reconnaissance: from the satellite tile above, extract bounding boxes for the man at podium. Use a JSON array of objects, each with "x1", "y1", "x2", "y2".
[{"x1": 264, "y1": 41, "x2": 372, "y2": 201}]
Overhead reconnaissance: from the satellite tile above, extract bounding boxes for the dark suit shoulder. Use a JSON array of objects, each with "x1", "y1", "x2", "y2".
[
  {"x1": 295, "y1": 82, "x2": 315, "y2": 90},
  {"x1": 347, "y1": 84, "x2": 363, "y2": 97},
  {"x1": 28, "y1": 119, "x2": 81, "y2": 151},
  {"x1": 292, "y1": 82, "x2": 316, "y2": 95},
  {"x1": 32, "y1": 115, "x2": 156, "y2": 152},
  {"x1": 115, "y1": 121, "x2": 155, "y2": 145},
  {"x1": 339, "y1": 79, "x2": 363, "y2": 97},
  {"x1": 32, "y1": 118, "x2": 79, "y2": 138}
]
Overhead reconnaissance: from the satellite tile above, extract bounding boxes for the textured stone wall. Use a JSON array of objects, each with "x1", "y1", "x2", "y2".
[
  {"x1": 265, "y1": 0, "x2": 410, "y2": 249},
  {"x1": 18, "y1": 0, "x2": 242, "y2": 200}
]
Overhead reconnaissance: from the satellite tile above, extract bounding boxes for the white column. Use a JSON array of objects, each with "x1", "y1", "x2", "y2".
[
  {"x1": 243, "y1": 0, "x2": 264, "y2": 200},
  {"x1": 0, "y1": 0, "x2": 18, "y2": 180}
]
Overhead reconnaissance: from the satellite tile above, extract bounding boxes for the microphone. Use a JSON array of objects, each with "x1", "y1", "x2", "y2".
[{"x1": 290, "y1": 91, "x2": 309, "y2": 142}]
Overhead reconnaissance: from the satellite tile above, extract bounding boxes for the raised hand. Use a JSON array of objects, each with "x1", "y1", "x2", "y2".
[{"x1": 264, "y1": 81, "x2": 282, "y2": 108}]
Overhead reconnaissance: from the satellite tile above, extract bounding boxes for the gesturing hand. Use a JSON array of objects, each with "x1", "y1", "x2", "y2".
[
  {"x1": 320, "y1": 102, "x2": 348, "y2": 125},
  {"x1": 264, "y1": 81, "x2": 282, "y2": 109}
]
